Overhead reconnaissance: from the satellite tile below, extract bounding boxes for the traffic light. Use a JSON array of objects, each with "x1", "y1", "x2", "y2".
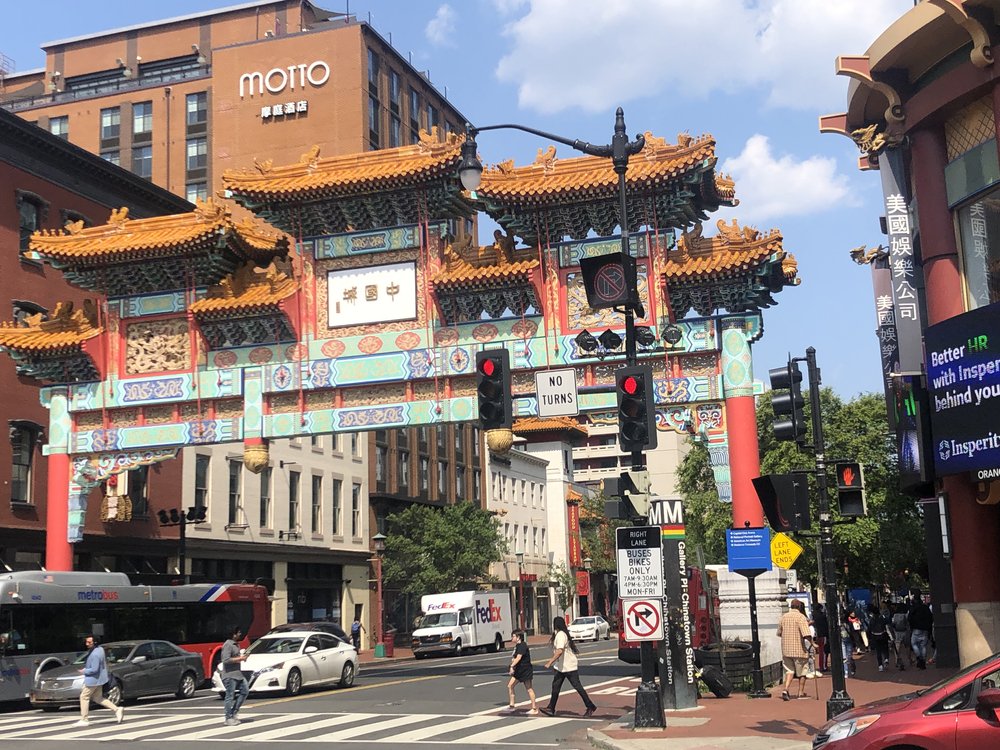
[
  {"x1": 752, "y1": 473, "x2": 811, "y2": 532},
  {"x1": 835, "y1": 462, "x2": 867, "y2": 517},
  {"x1": 602, "y1": 469, "x2": 651, "y2": 519},
  {"x1": 188, "y1": 505, "x2": 208, "y2": 523},
  {"x1": 157, "y1": 509, "x2": 170, "y2": 525},
  {"x1": 475, "y1": 348, "x2": 513, "y2": 430},
  {"x1": 615, "y1": 365, "x2": 657, "y2": 452},
  {"x1": 769, "y1": 358, "x2": 806, "y2": 445}
]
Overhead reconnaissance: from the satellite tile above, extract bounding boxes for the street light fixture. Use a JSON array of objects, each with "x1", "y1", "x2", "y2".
[
  {"x1": 515, "y1": 550, "x2": 526, "y2": 631},
  {"x1": 373, "y1": 532, "x2": 387, "y2": 658},
  {"x1": 460, "y1": 110, "x2": 663, "y2": 728},
  {"x1": 583, "y1": 557, "x2": 593, "y2": 617}
]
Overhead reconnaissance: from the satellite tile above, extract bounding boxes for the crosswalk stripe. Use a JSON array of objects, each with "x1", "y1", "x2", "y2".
[
  {"x1": 302, "y1": 713, "x2": 439, "y2": 742},
  {"x1": 386, "y1": 715, "x2": 502, "y2": 743},
  {"x1": 242, "y1": 713, "x2": 382, "y2": 742},
  {"x1": 458, "y1": 717, "x2": 574, "y2": 744},
  {"x1": 167, "y1": 713, "x2": 296, "y2": 740},
  {"x1": 74, "y1": 714, "x2": 222, "y2": 740}
]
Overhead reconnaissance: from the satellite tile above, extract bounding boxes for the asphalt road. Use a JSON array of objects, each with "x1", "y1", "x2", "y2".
[{"x1": 0, "y1": 640, "x2": 638, "y2": 749}]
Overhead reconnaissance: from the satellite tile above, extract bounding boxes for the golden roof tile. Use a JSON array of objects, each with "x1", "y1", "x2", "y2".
[
  {"x1": 190, "y1": 261, "x2": 298, "y2": 316},
  {"x1": 476, "y1": 131, "x2": 718, "y2": 200},
  {"x1": 222, "y1": 130, "x2": 464, "y2": 198},
  {"x1": 432, "y1": 234, "x2": 540, "y2": 286},
  {"x1": 0, "y1": 301, "x2": 102, "y2": 353},
  {"x1": 663, "y1": 219, "x2": 797, "y2": 282},
  {"x1": 29, "y1": 199, "x2": 287, "y2": 264}
]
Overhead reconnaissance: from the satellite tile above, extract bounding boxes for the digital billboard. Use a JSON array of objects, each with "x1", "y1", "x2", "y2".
[{"x1": 924, "y1": 301, "x2": 1000, "y2": 476}]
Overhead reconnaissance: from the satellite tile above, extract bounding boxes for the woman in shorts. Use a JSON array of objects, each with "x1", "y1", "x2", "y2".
[{"x1": 505, "y1": 630, "x2": 539, "y2": 715}]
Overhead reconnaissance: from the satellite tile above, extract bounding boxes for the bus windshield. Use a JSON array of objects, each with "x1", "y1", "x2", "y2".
[{"x1": 418, "y1": 612, "x2": 458, "y2": 628}]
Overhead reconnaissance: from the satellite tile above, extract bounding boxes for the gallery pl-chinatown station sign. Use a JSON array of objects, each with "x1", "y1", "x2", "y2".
[{"x1": 925, "y1": 301, "x2": 1000, "y2": 476}]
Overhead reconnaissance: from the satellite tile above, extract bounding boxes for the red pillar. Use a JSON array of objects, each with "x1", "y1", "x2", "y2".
[
  {"x1": 727, "y1": 395, "x2": 764, "y2": 528},
  {"x1": 911, "y1": 126, "x2": 1000, "y2": 632},
  {"x1": 45, "y1": 452, "x2": 73, "y2": 571}
]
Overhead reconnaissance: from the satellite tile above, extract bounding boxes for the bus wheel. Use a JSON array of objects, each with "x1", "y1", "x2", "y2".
[
  {"x1": 176, "y1": 671, "x2": 198, "y2": 699},
  {"x1": 285, "y1": 668, "x2": 302, "y2": 696},
  {"x1": 106, "y1": 680, "x2": 123, "y2": 706}
]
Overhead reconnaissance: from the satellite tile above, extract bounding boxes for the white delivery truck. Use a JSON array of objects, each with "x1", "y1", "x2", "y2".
[{"x1": 411, "y1": 591, "x2": 513, "y2": 658}]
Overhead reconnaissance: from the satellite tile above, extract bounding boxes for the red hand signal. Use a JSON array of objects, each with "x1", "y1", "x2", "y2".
[{"x1": 841, "y1": 467, "x2": 856, "y2": 486}]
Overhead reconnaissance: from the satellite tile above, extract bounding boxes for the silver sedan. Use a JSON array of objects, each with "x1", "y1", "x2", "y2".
[
  {"x1": 568, "y1": 616, "x2": 611, "y2": 642},
  {"x1": 30, "y1": 640, "x2": 204, "y2": 710}
]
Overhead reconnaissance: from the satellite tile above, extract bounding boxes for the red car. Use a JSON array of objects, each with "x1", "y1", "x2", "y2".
[{"x1": 814, "y1": 652, "x2": 1000, "y2": 749}]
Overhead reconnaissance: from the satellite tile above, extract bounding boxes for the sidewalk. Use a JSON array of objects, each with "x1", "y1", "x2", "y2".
[{"x1": 587, "y1": 651, "x2": 943, "y2": 750}]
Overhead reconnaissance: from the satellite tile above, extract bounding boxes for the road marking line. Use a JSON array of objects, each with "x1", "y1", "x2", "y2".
[
  {"x1": 246, "y1": 673, "x2": 443, "y2": 708},
  {"x1": 160, "y1": 712, "x2": 293, "y2": 740},
  {"x1": 472, "y1": 680, "x2": 501, "y2": 687},
  {"x1": 246, "y1": 713, "x2": 381, "y2": 741},
  {"x1": 459, "y1": 716, "x2": 574, "y2": 744},
  {"x1": 302, "y1": 713, "x2": 439, "y2": 742},
  {"x1": 386, "y1": 715, "x2": 504, "y2": 743}
]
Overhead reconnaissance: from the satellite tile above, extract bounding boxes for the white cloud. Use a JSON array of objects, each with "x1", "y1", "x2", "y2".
[
  {"x1": 719, "y1": 134, "x2": 856, "y2": 222},
  {"x1": 426, "y1": 4, "x2": 457, "y2": 47},
  {"x1": 491, "y1": 0, "x2": 528, "y2": 14},
  {"x1": 495, "y1": 0, "x2": 912, "y2": 115}
]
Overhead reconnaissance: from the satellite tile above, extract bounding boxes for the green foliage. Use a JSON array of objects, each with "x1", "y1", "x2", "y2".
[
  {"x1": 548, "y1": 560, "x2": 576, "y2": 613},
  {"x1": 679, "y1": 387, "x2": 926, "y2": 590},
  {"x1": 580, "y1": 490, "x2": 629, "y2": 572},
  {"x1": 382, "y1": 502, "x2": 507, "y2": 595}
]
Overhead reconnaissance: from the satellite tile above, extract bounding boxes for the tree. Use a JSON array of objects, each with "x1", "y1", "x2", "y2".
[
  {"x1": 548, "y1": 561, "x2": 576, "y2": 616},
  {"x1": 381, "y1": 502, "x2": 507, "y2": 595},
  {"x1": 579, "y1": 490, "x2": 628, "y2": 573},
  {"x1": 679, "y1": 388, "x2": 926, "y2": 591}
]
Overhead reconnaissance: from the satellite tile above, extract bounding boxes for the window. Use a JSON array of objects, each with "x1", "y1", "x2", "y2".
[
  {"x1": 132, "y1": 145, "x2": 152, "y2": 179},
  {"x1": 398, "y1": 450, "x2": 409, "y2": 492},
  {"x1": 49, "y1": 116, "x2": 68, "y2": 139},
  {"x1": 455, "y1": 465, "x2": 465, "y2": 499},
  {"x1": 437, "y1": 427, "x2": 446, "y2": 450},
  {"x1": 473, "y1": 469, "x2": 481, "y2": 502},
  {"x1": 351, "y1": 433, "x2": 360, "y2": 457},
  {"x1": 389, "y1": 115, "x2": 400, "y2": 146},
  {"x1": 472, "y1": 428, "x2": 480, "y2": 458},
  {"x1": 133, "y1": 101, "x2": 153, "y2": 137},
  {"x1": 194, "y1": 455, "x2": 210, "y2": 510},
  {"x1": 100, "y1": 107, "x2": 120, "y2": 140},
  {"x1": 102, "y1": 151, "x2": 120, "y2": 166},
  {"x1": 532, "y1": 527, "x2": 539, "y2": 555},
  {"x1": 351, "y1": 483, "x2": 362, "y2": 537},
  {"x1": 409, "y1": 88, "x2": 420, "y2": 127},
  {"x1": 331, "y1": 478, "x2": 342, "y2": 535},
  {"x1": 259, "y1": 467, "x2": 272, "y2": 528},
  {"x1": 367, "y1": 49, "x2": 380, "y2": 94},
  {"x1": 130, "y1": 465, "x2": 149, "y2": 517},
  {"x1": 375, "y1": 445, "x2": 387, "y2": 484},
  {"x1": 186, "y1": 92, "x2": 208, "y2": 128},
  {"x1": 437, "y1": 461, "x2": 447, "y2": 497},
  {"x1": 10, "y1": 422, "x2": 40, "y2": 504},
  {"x1": 426, "y1": 104, "x2": 438, "y2": 132},
  {"x1": 16, "y1": 190, "x2": 48, "y2": 255},
  {"x1": 368, "y1": 94, "x2": 380, "y2": 149},
  {"x1": 186, "y1": 182, "x2": 207, "y2": 203},
  {"x1": 420, "y1": 457, "x2": 429, "y2": 492},
  {"x1": 389, "y1": 71, "x2": 400, "y2": 109},
  {"x1": 455, "y1": 423, "x2": 464, "y2": 451},
  {"x1": 228, "y1": 460, "x2": 242, "y2": 525},
  {"x1": 186, "y1": 137, "x2": 207, "y2": 171},
  {"x1": 289, "y1": 470, "x2": 300, "y2": 529},
  {"x1": 311, "y1": 474, "x2": 322, "y2": 534},
  {"x1": 541, "y1": 528, "x2": 546, "y2": 554}
]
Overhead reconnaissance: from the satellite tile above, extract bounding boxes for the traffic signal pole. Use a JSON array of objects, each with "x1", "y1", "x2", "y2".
[{"x1": 804, "y1": 347, "x2": 854, "y2": 719}]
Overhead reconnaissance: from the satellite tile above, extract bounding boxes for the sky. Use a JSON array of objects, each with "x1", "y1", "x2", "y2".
[{"x1": 1, "y1": 0, "x2": 916, "y2": 398}]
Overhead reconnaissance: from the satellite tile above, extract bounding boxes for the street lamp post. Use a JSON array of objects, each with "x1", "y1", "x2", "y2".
[
  {"x1": 515, "y1": 550, "x2": 526, "y2": 631},
  {"x1": 373, "y1": 532, "x2": 387, "y2": 658},
  {"x1": 157, "y1": 506, "x2": 206, "y2": 583},
  {"x1": 583, "y1": 556, "x2": 593, "y2": 617},
  {"x1": 460, "y1": 110, "x2": 664, "y2": 728}
]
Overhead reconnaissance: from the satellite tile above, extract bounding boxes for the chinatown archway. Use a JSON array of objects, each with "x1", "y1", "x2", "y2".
[{"x1": 0, "y1": 129, "x2": 798, "y2": 570}]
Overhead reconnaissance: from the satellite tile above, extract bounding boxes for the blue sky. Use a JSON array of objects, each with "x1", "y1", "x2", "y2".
[{"x1": 2, "y1": 0, "x2": 915, "y2": 398}]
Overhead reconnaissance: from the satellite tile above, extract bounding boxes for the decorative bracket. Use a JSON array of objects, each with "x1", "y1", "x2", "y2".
[{"x1": 928, "y1": 0, "x2": 994, "y2": 68}]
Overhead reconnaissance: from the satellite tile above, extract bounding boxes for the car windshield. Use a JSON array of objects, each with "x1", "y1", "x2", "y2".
[
  {"x1": 573, "y1": 618, "x2": 596, "y2": 625},
  {"x1": 917, "y1": 651, "x2": 1000, "y2": 695},
  {"x1": 248, "y1": 637, "x2": 303, "y2": 655},
  {"x1": 418, "y1": 612, "x2": 458, "y2": 628},
  {"x1": 72, "y1": 644, "x2": 135, "y2": 665}
]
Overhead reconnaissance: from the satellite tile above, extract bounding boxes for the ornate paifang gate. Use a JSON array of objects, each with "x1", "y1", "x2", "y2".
[{"x1": 0, "y1": 129, "x2": 799, "y2": 570}]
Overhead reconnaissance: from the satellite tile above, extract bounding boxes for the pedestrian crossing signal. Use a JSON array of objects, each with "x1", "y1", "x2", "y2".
[{"x1": 835, "y1": 462, "x2": 867, "y2": 517}]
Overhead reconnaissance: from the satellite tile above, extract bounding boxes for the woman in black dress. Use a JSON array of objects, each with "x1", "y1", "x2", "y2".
[{"x1": 505, "y1": 630, "x2": 539, "y2": 714}]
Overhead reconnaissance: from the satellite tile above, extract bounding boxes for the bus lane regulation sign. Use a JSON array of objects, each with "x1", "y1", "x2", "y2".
[{"x1": 616, "y1": 526, "x2": 664, "y2": 598}]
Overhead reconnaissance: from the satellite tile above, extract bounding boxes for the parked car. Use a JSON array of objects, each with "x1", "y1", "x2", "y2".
[
  {"x1": 568, "y1": 616, "x2": 611, "y2": 642},
  {"x1": 212, "y1": 630, "x2": 357, "y2": 697},
  {"x1": 267, "y1": 621, "x2": 351, "y2": 644},
  {"x1": 30, "y1": 640, "x2": 203, "y2": 711},
  {"x1": 814, "y1": 650, "x2": 1000, "y2": 748}
]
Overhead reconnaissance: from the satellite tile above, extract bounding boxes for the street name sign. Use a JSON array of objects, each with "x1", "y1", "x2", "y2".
[
  {"x1": 616, "y1": 526, "x2": 664, "y2": 598},
  {"x1": 622, "y1": 597, "x2": 664, "y2": 641},
  {"x1": 535, "y1": 368, "x2": 579, "y2": 418},
  {"x1": 771, "y1": 532, "x2": 804, "y2": 569}
]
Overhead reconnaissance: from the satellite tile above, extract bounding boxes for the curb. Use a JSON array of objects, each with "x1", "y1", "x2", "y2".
[{"x1": 587, "y1": 727, "x2": 622, "y2": 750}]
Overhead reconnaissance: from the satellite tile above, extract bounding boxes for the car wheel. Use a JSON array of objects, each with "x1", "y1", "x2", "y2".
[
  {"x1": 176, "y1": 671, "x2": 198, "y2": 699},
  {"x1": 285, "y1": 668, "x2": 302, "y2": 696},
  {"x1": 453, "y1": 639, "x2": 463, "y2": 657},
  {"x1": 339, "y1": 662, "x2": 356, "y2": 689},
  {"x1": 106, "y1": 679, "x2": 123, "y2": 706}
]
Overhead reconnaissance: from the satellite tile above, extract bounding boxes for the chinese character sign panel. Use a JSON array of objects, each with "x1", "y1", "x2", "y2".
[{"x1": 327, "y1": 261, "x2": 417, "y2": 327}]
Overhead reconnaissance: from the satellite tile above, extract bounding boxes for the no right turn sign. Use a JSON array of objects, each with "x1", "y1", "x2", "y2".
[{"x1": 622, "y1": 597, "x2": 664, "y2": 641}]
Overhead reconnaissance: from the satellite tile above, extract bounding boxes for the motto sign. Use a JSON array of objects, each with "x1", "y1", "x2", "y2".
[{"x1": 240, "y1": 61, "x2": 331, "y2": 98}]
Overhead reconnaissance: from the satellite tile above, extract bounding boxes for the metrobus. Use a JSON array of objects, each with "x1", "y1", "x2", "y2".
[{"x1": 0, "y1": 571, "x2": 270, "y2": 703}]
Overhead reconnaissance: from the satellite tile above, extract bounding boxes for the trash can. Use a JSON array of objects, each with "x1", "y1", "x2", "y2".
[{"x1": 383, "y1": 629, "x2": 396, "y2": 658}]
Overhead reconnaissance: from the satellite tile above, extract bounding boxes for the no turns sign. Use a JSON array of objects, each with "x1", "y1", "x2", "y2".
[{"x1": 622, "y1": 597, "x2": 664, "y2": 641}]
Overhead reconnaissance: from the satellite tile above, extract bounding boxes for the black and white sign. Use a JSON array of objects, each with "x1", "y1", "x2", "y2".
[
  {"x1": 534, "y1": 368, "x2": 579, "y2": 417},
  {"x1": 622, "y1": 597, "x2": 664, "y2": 641},
  {"x1": 616, "y1": 526, "x2": 663, "y2": 598}
]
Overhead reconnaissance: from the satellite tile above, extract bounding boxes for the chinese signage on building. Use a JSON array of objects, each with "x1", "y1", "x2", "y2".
[{"x1": 327, "y1": 262, "x2": 417, "y2": 327}]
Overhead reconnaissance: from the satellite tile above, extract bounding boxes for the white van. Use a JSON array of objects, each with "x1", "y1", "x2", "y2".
[{"x1": 411, "y1": 591, "x2": 513, "y2": 658}]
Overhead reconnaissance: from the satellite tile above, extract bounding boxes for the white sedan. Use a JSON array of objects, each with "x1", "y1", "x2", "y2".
[
  {"x1": 212, "y1": 631, "x2": 358, "y2": 696},
  {"x1": 568, "y1": 616, "x2": 611, "y2": 642}
]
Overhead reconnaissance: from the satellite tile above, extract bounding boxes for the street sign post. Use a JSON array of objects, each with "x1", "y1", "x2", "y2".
[
  {"x1": 616, "y1": 526, "x2": 664, "y2": 598},
  {"x1": 622, "y1": 598, "x2": 664, "y2": 641},
  {"x1": 771, "y1": 532, "x2": 804, "y2": 569},
  {"x1": 725, "y1": 527, "x2": 773, "y2": 699},
  {"x1": 534, "y1": 368, "x2": 579, "y2": 418}
]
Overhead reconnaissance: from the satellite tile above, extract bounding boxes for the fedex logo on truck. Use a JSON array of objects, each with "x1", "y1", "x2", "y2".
[
  {"x1": 425, "y1": 602, "x2": 456, "y2": 612},
  {"x1": 475, "y1": 598, "x2": 503, "y2": 624}
]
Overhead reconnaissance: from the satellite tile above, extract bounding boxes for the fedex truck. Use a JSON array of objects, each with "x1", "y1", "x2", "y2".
[{"x1": 411, "y1": 591, "x2": 512, "y2": 658}]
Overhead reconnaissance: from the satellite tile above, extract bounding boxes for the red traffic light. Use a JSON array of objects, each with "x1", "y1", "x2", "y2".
[
  {"x1": 622, "y1": 375, "x2": 639, "y2": 396},
  {"x1": 479, "y1": 357, "x2": 496, "y2": 377}
]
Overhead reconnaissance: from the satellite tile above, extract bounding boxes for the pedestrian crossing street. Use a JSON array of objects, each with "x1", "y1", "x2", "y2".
[{"x1": 0, "y1": 709, "x2": 577, "y2": 745}]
